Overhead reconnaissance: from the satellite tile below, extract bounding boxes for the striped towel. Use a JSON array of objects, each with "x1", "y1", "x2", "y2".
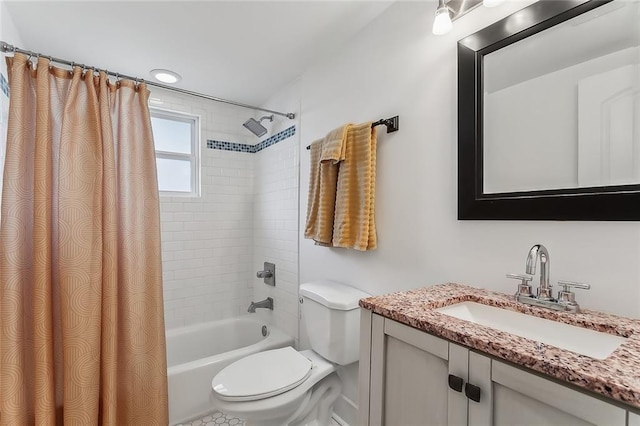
[
  {"x1": 332, "y1": 122, "x2": 377, "y2": 251},
  {"x1": 303, "y1": 135, "x2": 342, "y2": 246}
]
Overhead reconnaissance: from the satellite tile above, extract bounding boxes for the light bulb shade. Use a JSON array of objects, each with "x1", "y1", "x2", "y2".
[
  {"x1": 150, "y1": 69, "x2": 182, "y2": 84},
  {"x1": 483, "y1": 0, "x2": 504, "y2": 7},
  {"x1": 432, "y1": 7, "x2": 453, "y2": 35}
]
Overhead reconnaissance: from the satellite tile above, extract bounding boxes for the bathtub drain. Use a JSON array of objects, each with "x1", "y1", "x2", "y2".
[{"x1": 262, "y1": 325, "x2": 268, "y2": 337}]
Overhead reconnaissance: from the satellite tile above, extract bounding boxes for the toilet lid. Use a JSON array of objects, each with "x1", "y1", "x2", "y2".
[{"x1": 212, "y1": 346, "x2": 313, "y2": 402}]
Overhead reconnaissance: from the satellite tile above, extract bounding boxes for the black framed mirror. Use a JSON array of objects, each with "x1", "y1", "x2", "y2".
[{"x1": 458, "y1": 0, "x2": 640, "y2": 220}]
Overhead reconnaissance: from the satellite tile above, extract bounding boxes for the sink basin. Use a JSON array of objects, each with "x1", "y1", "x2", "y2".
[{"x1": 435, "y1": 302, "x2": 626, "y2": 360}]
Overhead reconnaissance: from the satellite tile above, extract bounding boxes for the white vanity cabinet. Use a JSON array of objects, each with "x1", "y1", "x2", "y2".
[
  {"x1": 359, "y1": 311, "x2": 629, "y2": 426},
  {"x1": 629, "y1": 412, "x2": 640, "y2": 426},
  {"x1": 358, "y1": 311, "x2": 470, "y2": 426}
]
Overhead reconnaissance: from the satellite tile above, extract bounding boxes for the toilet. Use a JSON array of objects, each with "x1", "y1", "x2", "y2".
[{"x1": 210, "y1": 280, "x2": 370, "y2": 426}]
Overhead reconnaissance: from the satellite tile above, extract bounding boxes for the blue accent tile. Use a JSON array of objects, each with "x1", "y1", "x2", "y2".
[
  {"x1": 206, "y1": 125, "x2": 296, "y2": 153},
  {"x1": 0, "y1": 73, "x2": 9, "y2": 98}
]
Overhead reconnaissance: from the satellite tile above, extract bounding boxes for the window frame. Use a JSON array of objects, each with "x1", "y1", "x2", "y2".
[{"x1": 150, "y1": 107, "x2": 200, "y2": 197}]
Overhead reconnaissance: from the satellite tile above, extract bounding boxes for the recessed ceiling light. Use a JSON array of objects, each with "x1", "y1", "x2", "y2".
[{"x1": 150, "y1": 69, "x2": 182, "y2": 84}]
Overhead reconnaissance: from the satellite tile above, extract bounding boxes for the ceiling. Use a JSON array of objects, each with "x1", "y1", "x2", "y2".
[{"x1": 3, "y1": 1, "x2": 394, "y2": 107}]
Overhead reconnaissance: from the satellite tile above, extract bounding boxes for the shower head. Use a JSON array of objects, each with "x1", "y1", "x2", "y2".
[{"x1": 243, "y1": 115, "x2": 274, "y2": 137}]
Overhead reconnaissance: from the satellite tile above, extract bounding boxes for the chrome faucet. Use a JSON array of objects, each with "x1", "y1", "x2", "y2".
[
  {"x1": 247, "y1": 297, "x2": 274, "y2": 313},
  {"x1": 525, "y1": 244, "x2": 552, "y2": 301},
  {"x1": 507, "y1": 244, "x2": 590, "y2": 313}
]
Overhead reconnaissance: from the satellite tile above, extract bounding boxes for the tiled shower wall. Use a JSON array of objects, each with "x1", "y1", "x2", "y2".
[
  {"x1": 153, "y1": 87, "x2": 300, "y2": 335},
  {"x1": 153, "y1": 87, "x2": 256, "y2": 329},
  {"x1": 253, "y1": 133, "x2": 299, "y2": 344}
]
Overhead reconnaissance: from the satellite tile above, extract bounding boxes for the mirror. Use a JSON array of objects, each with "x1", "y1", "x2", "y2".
[{"x1": 458, "y1": 0, "x2": 640, "y2": 220}]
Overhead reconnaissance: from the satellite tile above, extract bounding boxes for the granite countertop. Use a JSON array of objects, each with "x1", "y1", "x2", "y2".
[{"x1": 359, "y1": 283, "x2": 640, "y2": 408}]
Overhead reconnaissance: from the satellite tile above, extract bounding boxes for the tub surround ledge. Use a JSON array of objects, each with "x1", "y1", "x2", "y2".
[{"x1": 359, "y1": 283, "x2": 640, "y2": 409}]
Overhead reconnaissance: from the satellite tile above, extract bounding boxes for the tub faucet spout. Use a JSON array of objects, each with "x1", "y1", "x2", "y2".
[{"x1": 247, "y1": 297, "x2": 274, "y2": 313}]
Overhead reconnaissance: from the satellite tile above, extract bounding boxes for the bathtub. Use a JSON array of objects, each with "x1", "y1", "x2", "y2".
[{"x1": 166, "y1": 315, "x2": 294, "y2": 425}]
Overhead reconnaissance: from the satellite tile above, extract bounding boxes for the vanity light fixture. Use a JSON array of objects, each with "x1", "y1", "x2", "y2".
[
  {"x1": 150, "y1": 68, "x2": 182, "y2": 84},
  {"x1": 432, "y1": 0, "x2": 453, "y2": 35},
  {"x1": 432, "y1": 0, "x2": 501, "y2": 36}
]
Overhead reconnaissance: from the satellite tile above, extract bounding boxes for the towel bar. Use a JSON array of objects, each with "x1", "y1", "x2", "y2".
[{"x1": 305, "y1": 116, "x2": 399, "y2": 150}]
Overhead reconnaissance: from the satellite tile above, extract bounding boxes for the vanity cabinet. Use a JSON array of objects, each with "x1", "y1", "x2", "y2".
[{"x1": 359, "y1": 311, "x2": 629, "y2": 426}]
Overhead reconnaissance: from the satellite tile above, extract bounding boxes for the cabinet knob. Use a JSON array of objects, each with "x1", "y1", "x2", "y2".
[
  {"x1": 448, "y1": 374, "x2": 464, "y2": 392},
  {"x1": 465, "y1": 382, "x2": 481, "y2": 403}
]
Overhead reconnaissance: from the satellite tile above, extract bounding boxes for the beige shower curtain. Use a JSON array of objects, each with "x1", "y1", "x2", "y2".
[{"x1": 0, "y1": 53, "x2": 168, "y2": 425}]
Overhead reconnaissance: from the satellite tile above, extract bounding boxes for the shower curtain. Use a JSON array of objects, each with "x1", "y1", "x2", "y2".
[{"x1": 0, "y1": 53, "x2": 168, "y2": 425}]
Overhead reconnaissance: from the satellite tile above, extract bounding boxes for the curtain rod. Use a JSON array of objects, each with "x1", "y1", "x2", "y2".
[
  {"x1": 305, "y1": 116, "x2": 399, "y2": 150},
  {"x1": 0, "y1": 41, "x2": 296, "y2": 120}
]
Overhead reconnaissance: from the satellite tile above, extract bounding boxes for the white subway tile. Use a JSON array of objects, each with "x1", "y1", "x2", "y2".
[{"x1": 158, "y1": 88, "x2": 298, "y2": 335}]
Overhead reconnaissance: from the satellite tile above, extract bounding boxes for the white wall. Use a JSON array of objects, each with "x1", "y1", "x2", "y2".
[
  {"x1": 153, "y1": 88, "x2": 256, "y2": 329},
  {"x1": 286, "y1": 0, "x2": 640, "y2": 421},
  {"x1": 297, "y1": 0, "x2": 640, "y2": 318}
]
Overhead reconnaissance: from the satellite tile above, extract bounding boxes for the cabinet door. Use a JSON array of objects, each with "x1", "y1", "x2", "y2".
[
  {"x1": 467, "y1": 351, "x2": 492, "y2": 426},
  {"x1": 629, "y1": 411, "x2": 640, "y2": 426},
  {"x1": 489, "y1": 360, "x2": 626, "y2": 426},
  {"x1": 367, "y1": 315, "x2": 468, "y2": 426}
]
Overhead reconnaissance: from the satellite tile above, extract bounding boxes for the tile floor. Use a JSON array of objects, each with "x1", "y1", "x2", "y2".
[
  {"x1": 177, "y1": 411, "x2": 244, "y2": 426},
  {"x1": 178, "y1": 411, "x2": 343, "y2": 426}
]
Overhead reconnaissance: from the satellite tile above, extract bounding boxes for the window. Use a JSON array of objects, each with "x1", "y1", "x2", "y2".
[{"x1": 150, "y1": 108, "x2": 199, "y2": 196}]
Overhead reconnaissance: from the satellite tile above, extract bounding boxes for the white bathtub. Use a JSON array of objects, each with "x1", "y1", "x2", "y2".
[{"x1": 166, "y1": 316, "x2": 294, "y2": 425}]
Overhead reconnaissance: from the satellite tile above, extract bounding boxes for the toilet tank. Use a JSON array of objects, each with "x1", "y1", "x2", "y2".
[{"x1": 299, "y1": 280, "x2": 370, "y2": 366}]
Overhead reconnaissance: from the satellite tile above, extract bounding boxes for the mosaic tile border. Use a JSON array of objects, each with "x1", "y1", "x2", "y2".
[
  {"x1": 0, "y1": 73, "x2": 9, "y2": 98},
  {"x1": 207, "y1": 125, "x2": 295, "y2": 153}
]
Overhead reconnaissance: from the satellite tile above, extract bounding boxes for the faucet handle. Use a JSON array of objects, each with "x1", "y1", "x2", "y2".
[
  {"x1": 557, "y1": 280, "x2": 590, "y2": 312},
  {"x1": 557, "y1": 280, "x2": 590, "y2": 291},
  {"x1": 507, "y1": 273, "x2": 533, "y2": 282},
  {"x1": 507, "y1": 273, "x2": 534, "y2": 297}
]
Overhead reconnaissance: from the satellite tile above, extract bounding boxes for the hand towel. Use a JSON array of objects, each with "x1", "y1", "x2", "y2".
[
  {"x1": 332, "y1": 122, "x2": 377, "y2": 251},
  {"x1": 320, "y1": 124, "x2": 352, "y2": 163}
]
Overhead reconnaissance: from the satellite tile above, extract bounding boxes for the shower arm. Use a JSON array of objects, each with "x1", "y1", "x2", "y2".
[{"x1": 0, "y1": 41, "x2": 296, "y2": 120}]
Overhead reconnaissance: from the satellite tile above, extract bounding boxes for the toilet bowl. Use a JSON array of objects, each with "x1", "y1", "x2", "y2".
[
  {"x1": 210, "y1": 280, "x2": 370, "y2": 426},
  {"x1": 210, "y1": 348, "x2": 341, "y2": 426}
]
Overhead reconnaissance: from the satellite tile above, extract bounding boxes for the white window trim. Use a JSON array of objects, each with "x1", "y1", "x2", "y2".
[{"x1": 150, "y1": 107, "x2": 201, "y2": 197}]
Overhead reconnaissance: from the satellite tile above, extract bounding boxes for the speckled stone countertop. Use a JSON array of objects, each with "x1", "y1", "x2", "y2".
[{"x1": 359, "y1": 283, "x2": 640, "y2": 408}]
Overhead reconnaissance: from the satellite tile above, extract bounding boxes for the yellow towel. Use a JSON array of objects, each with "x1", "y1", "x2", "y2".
[
  {"x1": 304, "y1": 122, "x2": 377, "y2": 251},
  {"x1": 320, "y1": 124, "x2": 351, "y2": 163},
  {"x1": 332, "y1": 122, "x2": 377, "y2": 251},
  {"x1": 303, "y1": 138, "x2": 339, "y2": 246}
]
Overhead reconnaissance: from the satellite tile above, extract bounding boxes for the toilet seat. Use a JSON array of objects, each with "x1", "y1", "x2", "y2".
[{"x1": 212, "y1": 346, "x2": 312, "y2": 402}]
